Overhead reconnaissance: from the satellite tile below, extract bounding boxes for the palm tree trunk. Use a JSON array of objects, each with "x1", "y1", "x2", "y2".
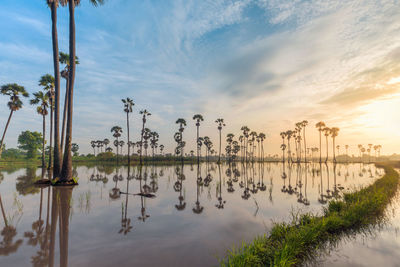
[
  {"x1": 319, "y1": 131, "x2": 322, "y2": 163},
  {"x1": 42, "y1": 114, "x2": 46, "y2": 168},
  {"x1": 325, "y1": 136, "x2": 329, "y2": 163},
  {"x1": 140, "y1": 121, "x2": 144, "y2": 165},
  {"x1": 303, "y1": 128, "x2": 307, "y2": 162},
  {"x1": 196, "y1": 125, "x2": 199, "y2": 165},
  {"x1": 218, "y1": 129, "x2": 221, "y2": 164},
  {"x1": 116, "y1": 137, "x2": 119, "y2": 165},
  {"x1": 60, "y1": 78, "x2": 69, "y2": 155},
  {"x1": 332, "y1": 138, "x2": 336, "y2": 163},
  {"x1": 48, "y1": 101, "x2": 54, "y2": 169},
  {"x1": 61, "y1": 0, "x2": 76, "y2": 181},
  {"x1": 50, "y1": 2, "x2": 62, "y2": 178},
  {"x1": 126, "y1": 112, "x2": 130, "y2": 165},
  {"x1": 0, "y1": 110, "x2": 13, "y2": 159}
]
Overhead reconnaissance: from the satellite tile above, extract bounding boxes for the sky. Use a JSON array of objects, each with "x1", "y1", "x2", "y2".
[{"x1": 0, "y1": 0, "x2": 400, "y2": 156}]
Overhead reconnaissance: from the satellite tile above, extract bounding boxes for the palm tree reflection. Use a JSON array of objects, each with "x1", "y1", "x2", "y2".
[{"x1": 0, "y1": 193, "x2": 23, "y2": 256}]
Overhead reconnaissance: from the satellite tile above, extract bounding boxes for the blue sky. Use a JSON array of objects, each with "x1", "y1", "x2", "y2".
[{"x1": 1, "y1": 0, "x2": 400, "y2": 155}]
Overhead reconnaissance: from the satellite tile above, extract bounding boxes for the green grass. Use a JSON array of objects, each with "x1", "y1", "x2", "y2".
[{"x1": 220, "y1": 162, "x2": 400, "y2": 267}]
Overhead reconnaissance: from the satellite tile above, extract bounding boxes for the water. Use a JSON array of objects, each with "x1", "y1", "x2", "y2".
[
  {"x1": 310, "y1": 169, "x2": 400, "y2": 267},
  {"x1": 0, "y1": 162, "x2": 383, "y2": 267}
]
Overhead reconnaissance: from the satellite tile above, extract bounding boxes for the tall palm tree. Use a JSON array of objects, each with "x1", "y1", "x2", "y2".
[
  {"x1": 249, "y1": 131, "x2": 257, "y2": 162},
  {"x1": 0, "y1": 84, "x2": 29, "y2": 158},
  {"x1": 215, "y1": 118, "x2": 225, "y2": 164},
  {"x1": 192, "y1": 114, "x2": 204, "y2": 165},
  {"x1": 336, "y1": 145, "x2": 340, "y2": 161},
  {"x1": 258, "y1": 132, "x2": 266, "y2": 162},
  {"x1": 330, "y1": 127, "x2": 340, "y2": 163},
  {"x1": 345, "y1": 144, "x2": 349, "y2": 162},
  {"x1": 285, "y1": 130, "x2": 293, "y2": 163},
  {"x1": 368, "y1": 144, "x2": 373, "y2": 163},
  {"x1": 315, "y1": 121, "x2": 325, "y2": 163},
  {"x1": 281, "y1": 144, "x2": 286, "y2": 163},
  {"x1": 103, "y1": 138, "x2": 109, "y2": 150},
  {"x1": 39, "y1": 74, "x2": 55, "y2": 169},
  {"x1": 358, "y1": 144, "x2": 363, "y2": 160},
  {"x1": 240, "y1": 126, "x2": 250, "y2": 162},
  {"x1": 139, "y1": 109, "x2": 151, "y2": 164},
  {"x1": 176, "y1": 118, "x2": 187, "y2": 163},
  {"x1": 111, "y1": 126, "x2": 122, "y2": 163},
  {"x1": 59, "y1": 51, "x2": 79, "y2": 154},
  {"x1": 301, "y1": 120, "x2": 308, "y2": 162},
  {"x1": 323, "y1": 127, "x2": 331, "y2": 163},
  {"x1": 90, "y1": 141, "x2": 96, "y2": 156},
  {"x1": 47, "y1": 0, "x2": 63, "y2": 178},
  {"x1": 122, "y1": 98, "x2": 134, "y2": 164},
  {"x1": 159, "y1": 144, "x2": 164, "y2": 155},
  {"x1": 30, "y1": 91, "x2": 49, "y2": 168},
  {"x1": 61, "y1": 0, "x2": 105, "y2": 182}
]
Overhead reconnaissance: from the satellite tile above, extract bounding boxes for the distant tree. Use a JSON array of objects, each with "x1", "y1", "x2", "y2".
[
  {"x1": 215, "y1": 118, "x2": 225, "y2": 164},
  {"x1": 330, "y1": 127, "x2": 340, "y2": 163},
  {"x1": 323, "y1": 127, "x2": 331, "y2": 163},
  {"x1": 315, "y1": 121, "x2": 326, "y2": 163},
  {"x1": 192, "y1": 114, "x2": 204, "y2": 165},
  {"x1": 0, "y1": 84, "x2": 29, "y2": 158},
  {"x1": 71, "y1": 143, "x2": 79, "y2": 156},
  {"x1": 18, "y1": 131, "x2": 43, "y2": 159},
  {"x1": 139, "y1": 110, "x2": 151, "y2": 164},
  {"x1": 122, "y1": 97, "x2": 134, "y2": 163}
]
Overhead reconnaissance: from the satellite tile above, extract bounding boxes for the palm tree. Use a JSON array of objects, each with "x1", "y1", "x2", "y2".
[
  {"x1": 90, "y1": 141, "x2": 96, "y2": 156},
  {"x1": 139, "y1": 109, "x2": 151, "y2": 164},
  {"x1": 176, "y1": 118, "x2": 187, "y2": 163},
  {"x1": 345, "y1": 145, "x2": 349, "y2": 162},
  {"x1": 285, "y1": 130, "x2": 293, "y2": 163},
  {"x1": 301, "y1": 120, "x2": 308, "y2": 162},
  {"x1": 281, "y1": 144, "x2": 286, "y2": 163},
  {"x1": 47, "y1": 0, "x2": 63, "y2": 178},
  {"x1": 0, "y1": 84, "x2": 29, "y2": 158},
  {"x1": 39, "y1": 74, "x2": 55, "y2": 169},
  {"x1": 330, "y1": 127, "x2": 340, "y2": 163},
  {"x1": 60, "y1": 0, "x2": 105, "y2": 182},
  {"x1": 258, "y1": 133, "x2": 266, "y2": 162},
  {"x1": 122, "y1": 97, "x2": 134, "y2": 164},
  {"x1": 241, "y1": 126, "x2": 250, "y2": 162},
  {"x1": 119, "y1": 141, "x2": 125, "y2": 156},
  {"x1": 323, "y1": 127, "x2": 331, "y2": 163},
  {"x1": 103, "y1": 138, "x2": 109, "y2": 150},
  {"x1": 358, "y1": 144, "x2": 363, "y2": 160},
  {"x1": 215, "y1": 118, "x2": 225, "y2": 164},
  {"x1": 159, "y1": 144, "x2": 164, "y2": 155},
  {"x1": 368, "y1": 144, "x2": 373, "y2": 163},
  {"x1": 336, "y1": 145, "x2": 340, "y2": 161},
  {"x1": 249, "y1": 131, "x2": 257, "y2": 162},
  {"x1": 59, "y1": 51, "x2": 79, "y2": 154},
  {"x1": 30, "y1": 91, "x2": 49, "y2": 168},
  {"x1": 111, "y1": 126, "x2": 122, "y2": 163},
  {"x1": 192, "y1": 114, "x2": 204, "y2": 165},
  {"x1": 315, "y1": 122, "x2": 325, "y2": 163}
]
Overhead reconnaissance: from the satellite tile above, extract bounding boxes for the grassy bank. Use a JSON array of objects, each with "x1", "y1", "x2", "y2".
[{"x1": 221, "y1": 162, "x2": 400, "y2": 267}]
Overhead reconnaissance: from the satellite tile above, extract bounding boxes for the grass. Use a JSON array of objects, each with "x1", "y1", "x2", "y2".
[{"x1": 220, "y1": 162, "x2": 400, "y2": 267}]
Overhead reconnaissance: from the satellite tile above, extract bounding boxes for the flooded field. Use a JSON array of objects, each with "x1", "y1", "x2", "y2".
[{"x1": 0, "y1": 162, "x2": 383, "y2": 267}]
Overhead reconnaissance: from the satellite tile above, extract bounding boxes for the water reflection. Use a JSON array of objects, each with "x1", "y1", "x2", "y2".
[{"x1": 0, "y1": 162, "x2": 384, "y2": 267}]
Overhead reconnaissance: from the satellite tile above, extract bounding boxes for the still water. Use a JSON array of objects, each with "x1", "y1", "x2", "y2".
[{"x1": 0, "y1": 162, "x2": 383, "y2": 267}]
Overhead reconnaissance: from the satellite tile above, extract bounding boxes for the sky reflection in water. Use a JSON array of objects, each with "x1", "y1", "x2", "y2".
[{"x1": 0, "y1": 162, "x2": 384, "y2": 267}]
